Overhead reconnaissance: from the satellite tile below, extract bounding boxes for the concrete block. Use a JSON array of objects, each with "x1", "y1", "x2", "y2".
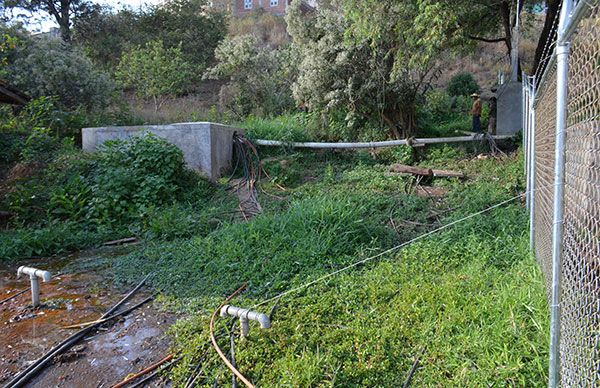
[
  {"x1": 82, "y1": 122, "x2": 242, "y2": 180},
  {"x1": 496, "y1": 81, "x2": 523, "y2": 135}
]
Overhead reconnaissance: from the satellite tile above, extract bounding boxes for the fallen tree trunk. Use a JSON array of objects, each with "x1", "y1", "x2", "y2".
[{"x1": 389, "y1": 164, "x2": 433, "y2": 176}]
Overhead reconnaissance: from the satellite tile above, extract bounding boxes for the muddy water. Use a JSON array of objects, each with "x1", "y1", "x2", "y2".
[{"x1": 0, "y1": 249, "x2": 176, "y2": 387}]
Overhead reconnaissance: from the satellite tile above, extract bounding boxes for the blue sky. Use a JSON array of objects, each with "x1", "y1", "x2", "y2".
[{"x1": 15, "y1": 0, "x2": 164, "y2": 32}]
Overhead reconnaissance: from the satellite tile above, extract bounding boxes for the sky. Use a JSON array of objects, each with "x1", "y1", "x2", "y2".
[{"x1": 13, "y1": 0, "x2": 164, "y2": 32}]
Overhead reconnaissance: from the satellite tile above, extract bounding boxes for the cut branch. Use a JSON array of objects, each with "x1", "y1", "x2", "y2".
[{"x1": 468, "y1": 35, "x2": 506, "y2": 43}]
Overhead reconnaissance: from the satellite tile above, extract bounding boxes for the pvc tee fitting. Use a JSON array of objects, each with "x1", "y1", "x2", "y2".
[
  {"x1": 220, "y1": 305, "x2": 271, "y2": 338},
  {"x1": 17, "y1": 266, "x2": 51, "y2": 308}
]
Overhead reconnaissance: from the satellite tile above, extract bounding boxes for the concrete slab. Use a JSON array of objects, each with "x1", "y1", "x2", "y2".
[{"x1": 82, "y1": 122, "x2": 242, "y2": 180}]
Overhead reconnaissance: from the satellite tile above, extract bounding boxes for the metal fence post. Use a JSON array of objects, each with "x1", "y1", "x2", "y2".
[
  {"x1": 523, "y1": 75, "x2": 530, "y2": 210},
  {"x1": 549, "y1": 1, "x2": 573, "y2": 386}
]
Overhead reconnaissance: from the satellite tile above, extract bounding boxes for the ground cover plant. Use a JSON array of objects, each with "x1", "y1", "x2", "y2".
[{"x1": 110, "y1": 142, "x2": 548, "y2": 387}]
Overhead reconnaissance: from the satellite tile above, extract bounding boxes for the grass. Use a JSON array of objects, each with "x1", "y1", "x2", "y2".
[
  {"x1": 1, "y1": 120, "x2": 546, "y2": 386},
  {"x1": 238, "y1": 114, "x2": 312, "y2": 142},
  {"x1": 111, "y1": 143, "x2": 547, "y2": 386}
]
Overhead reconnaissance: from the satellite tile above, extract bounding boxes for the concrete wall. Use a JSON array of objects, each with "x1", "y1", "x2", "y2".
[
  {"x1": 82, "y1": 122, "x2": 242, "y2": 180},
  {"x1": 496, "y1": 81, "x2": 523, "y2": 135}
]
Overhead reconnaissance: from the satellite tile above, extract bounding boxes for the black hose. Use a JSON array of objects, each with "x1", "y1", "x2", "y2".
[
  {"x1": 230, "y1": 329, "x2": 238, "y2": 388},
  {"x1": 0, "y1": 289, "x2": 27, "y2": 306},
  {"x1": 4, "y1": 274, "x2": 152, "y2": 388}
]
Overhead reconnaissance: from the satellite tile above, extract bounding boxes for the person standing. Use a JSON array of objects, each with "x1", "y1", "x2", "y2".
[{"x1": 470, "y1": 93, "x2": 482, "y2": 133}]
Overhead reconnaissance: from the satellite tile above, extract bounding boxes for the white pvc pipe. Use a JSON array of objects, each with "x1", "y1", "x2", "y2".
[
  {"x1": 254, "y1": 135, "x2": 514, "y2": 149},
  {"x1": 549, "y1": 1, "x2": 573, "y2": 385},
  {"x1": 17, "y1": 266, "x2": 51, "y2": 308},
  {"x1": 220, "y1": 305, "x2": 271, "y2": 338}
]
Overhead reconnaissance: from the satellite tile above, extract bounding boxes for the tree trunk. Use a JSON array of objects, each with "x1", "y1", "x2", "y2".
[
  {"x1": 533, "y1": 0, "x2": 561, "y2": 73},
  {"x1": 510, "y1": 10, "x2": 520, "y2": 81},
  {"x1": 58, "y1": 0, "x2": 71, "y2": 42}
]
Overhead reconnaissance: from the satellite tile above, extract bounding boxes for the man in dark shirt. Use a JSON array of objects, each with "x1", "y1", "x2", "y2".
[{"x1": 470, "y1": 93, "x2": 482, "y2": 133}]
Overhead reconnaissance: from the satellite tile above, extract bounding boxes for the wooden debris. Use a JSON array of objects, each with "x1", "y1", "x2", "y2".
[
  {"x1": 103, "y1": 237, "x2": 138, "y2": 246},
  {"x1": 431, "y1": 169, "x2": 465, "y2": 178},
  {"x1": 389, "y1": 164, "x2": 433, "y2": 176},
  {"x1": 389, "y1": 164, "x2": 464, "y2": 179}
]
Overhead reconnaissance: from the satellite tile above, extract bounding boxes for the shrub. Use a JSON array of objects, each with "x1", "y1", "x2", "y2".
[
  {"x1": 6, "y1": 38, "x2": 115, "y2": 111},
  {"x1": 447, "y1": 72, "x2": 480, "y2": 97},
  {"x1": 0, "y1": 132, "x2": 25, "y2": 165},
  {"x1": 20, "y1": 127, "x2": 69, "y2": 163},
  {"x1": 204, "y1": 35, "x2": 298, "y2": 118},
  {"x1": 116, "y1": 40, "x2": 193, "y2": 112},
  {"x1": 89, "y1": 133, "x2": 188, "y2": 224}
]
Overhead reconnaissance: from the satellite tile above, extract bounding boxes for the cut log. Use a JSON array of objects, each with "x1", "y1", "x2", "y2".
[
  {"x1": 389, "y1": 164, "x2": 433, "y2": 176},
  {"x1": 431, "y1": 169, "x2": 465, "y2": 178}
]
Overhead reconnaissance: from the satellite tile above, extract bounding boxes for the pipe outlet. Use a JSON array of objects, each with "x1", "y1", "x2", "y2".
[
  {"x1": 17, "y1": 266, "x2": 51, "y2": 308},
  {"x1": 220, "y1": 305, "x2": 271, "y2": 338}
]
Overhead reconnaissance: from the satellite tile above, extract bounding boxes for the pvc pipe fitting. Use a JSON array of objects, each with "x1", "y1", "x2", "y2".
[
  {"x1": 17, "y1": 266, "x2": 51, "y2": 308},
  {"x1": 220, "y1": 305, "x2": 271, "y2": 338}
]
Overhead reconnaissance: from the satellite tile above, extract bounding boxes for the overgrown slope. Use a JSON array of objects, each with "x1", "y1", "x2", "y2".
[{"x1": 113, "y1": 144, "x2": 547, "y2": 386}]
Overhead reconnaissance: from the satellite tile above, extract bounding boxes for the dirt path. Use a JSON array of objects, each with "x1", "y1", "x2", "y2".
[
  {"x1": 229, "y1": 178, "x2": 262, "y2": 219},
  {"x1": 0, "y1": 250, "x2": 176, "y2": 387}
]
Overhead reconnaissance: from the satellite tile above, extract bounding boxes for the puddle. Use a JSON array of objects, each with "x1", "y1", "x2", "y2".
[{"x1": 0, "y1": 248, "x2": 176, "y2": 387}]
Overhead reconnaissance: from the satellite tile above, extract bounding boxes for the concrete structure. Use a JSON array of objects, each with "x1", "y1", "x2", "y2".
[
  {"x1": 82, "y1": 122, "x2": 241, "y2": 180},
  {"x1": 496, "y1": 81, "x2": 523, "y2": 135},
  {"x1": 232, "y1": 0, "x2": 315, "y2": 16}
]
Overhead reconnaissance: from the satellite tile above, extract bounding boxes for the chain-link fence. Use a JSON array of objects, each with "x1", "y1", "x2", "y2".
[{"x1": 523, "y1": 0, "x2": 600, "y2": 385}]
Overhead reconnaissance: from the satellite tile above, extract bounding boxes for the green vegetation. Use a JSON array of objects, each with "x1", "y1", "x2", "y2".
[
  {"x1": 0, "y1": 133, "x2": 236, "y2": 260},
  {"x1": 447, "y1": 72, "x2": 481, "y2": 97},
  {"x1": 106, "y1": 141, "x2": 547, "y2": 386},
  {"x1": 0, "y1": 1, "x2": 552, "y2": 385},
  {"x1": 116, "y1": 41, "x2": 193, "y2": 112}
]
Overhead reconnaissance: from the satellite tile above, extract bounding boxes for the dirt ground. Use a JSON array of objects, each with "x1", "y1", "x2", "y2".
[{"x1": 0, "y1": 250, "x2": 176, "y2": 387}]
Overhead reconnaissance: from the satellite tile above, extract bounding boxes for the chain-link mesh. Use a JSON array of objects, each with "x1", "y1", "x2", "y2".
[
  {"x1": 533, "y1": 62, "x2": 557, "y2": 298},
  {"x1": 529, "y1": 1, "x2": 600, "y2": 384},
  {"x1": 560, "y1": 2, "x2": 600, "y2": 385}
]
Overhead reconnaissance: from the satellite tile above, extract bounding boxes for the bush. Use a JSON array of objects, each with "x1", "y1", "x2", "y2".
[
  {"x1": 0, "y1": 132, "x2": 25, "y2": 165},
  {"x1": 447, "y1": 72, "x2": 480, "y2": 97},
  {"x1": 116, "y1": 40, "x2": 193, "y2": 112},
  {"x1": 89, "y1": 133, "x2": 188, "y2": 224},
  {"x1": 20, "y1": 127, "x2": 71, "y2": 163},
  {"x1": 74, "y1": 0, "x2": 226, "y2": 70},
  {"x1": 6, "y1": 38, "x2": 115, "y2": 111},
  {"x1": 205, "y1": 35, "x2": 298, "y2": 118}
]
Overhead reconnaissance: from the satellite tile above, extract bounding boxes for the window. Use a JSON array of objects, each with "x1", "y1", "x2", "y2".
[
  {"x1": 244, "y1": 0, "x2": 252, "y2": 9},
  {"x1": 270, "y1": 0, "x2": 278, "y2": 6}
]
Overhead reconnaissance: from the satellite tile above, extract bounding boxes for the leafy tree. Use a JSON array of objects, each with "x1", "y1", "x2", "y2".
[
  {"x1": 6, "y1": 36, "x2": 115, "y2": 110},
  {"x1": 72, "y1": 6, "x2": 142, "y2": 68},
  {"x1": 73, "y1": 0, "x2": 226, "y2": 70},
  {"x1": 116, "y1": 40, "x2": 193, "y2": 112},
  {"x1": 0, "y1": 32, "x2": 18, "y2": 77},
  {"x1": 447, "y1": 72, "x2": 480, "y2": 97},
  {"x1": 3, "y1": 0, "x2": 99, "y2": 42},
  {"x1": 288, "y1": 0, "x2": 465, "y2": 139},
  {"x1": 426, "y1": 0, "x2": 562, "y2": 79},
  {"x1": 204, "y1": 35, "x2": 298, "y2": 118}
]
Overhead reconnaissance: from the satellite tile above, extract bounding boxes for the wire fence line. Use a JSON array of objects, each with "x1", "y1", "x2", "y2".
[{"x1": 523, "y1": 0, "x2": 600, "y2": 385}]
